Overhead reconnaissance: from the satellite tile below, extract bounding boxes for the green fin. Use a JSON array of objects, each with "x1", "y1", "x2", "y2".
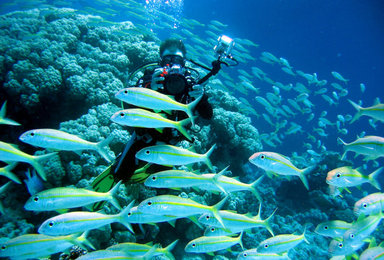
[
  {"x1": 91, "y1": 164, "x2": 117, "y2": 211},
  {"x1": 56, "y1": 208, "x2": 69, "y2": 214}
]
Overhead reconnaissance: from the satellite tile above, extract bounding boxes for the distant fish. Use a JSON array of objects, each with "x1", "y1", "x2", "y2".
[
  {"x1": 249, "y1": 151, "x2": 313, "y2": 190},
  {"x1": 0, "y1": 141, "x2": 56, "y2": 181},
  {"x1": 24, "y1": 181, "x2": 122, "y2": 211},
  {"x1": 326, "y1": 166, "x2": 382, "y2": 190},
  {"x1": 19, "y1": 129, "x2": 114, "y2": 163},
  {"x1": 185, "y1": 233, "x2": 243, "y2": 254},
  {"x1": 338, "y1": 136, "x2": 384, "y2": 161},
  {"x1": 38, "y1": 201, "x2": 135, "y2": 236},
  {"x1": 354, "y1": 193, "x2": 384, "y2": 216},
  {"x1": 315, "y1": 220, "x2": 352, "y2": 238},
  {"x1": 111, "y1": 108, "x2": 192, "y2": 141},
  {"x1": 348, "y1": 99, "x2": 384, "y2": 123},
  {"x1": 331, "y1": 71, "x2": 349, "y2": 83},
  {"x1": 24, "y1": 169, "x2": 44, "y2": 195},
  {"x1": 0, "y1": 163, "x2": 21, "y2": 184},
  {"x1": 136, "y1": 144, "x2": 216, "y2": 170},
  {"x1": 0, "y1": 101, "x2": 20, "y2": 126},
  {"x1": 360, "y1": 83, "x2": 366, "y2": 93}
]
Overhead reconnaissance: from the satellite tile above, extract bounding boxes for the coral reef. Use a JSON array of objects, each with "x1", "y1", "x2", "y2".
[{"x1": 0, "y1": 6, "x2": 370, "y2": 260}]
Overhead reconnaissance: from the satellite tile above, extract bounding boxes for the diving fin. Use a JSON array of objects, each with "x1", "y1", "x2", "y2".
[{"x1": 91, "y1": 164, "x2": 117, "y2": 211}]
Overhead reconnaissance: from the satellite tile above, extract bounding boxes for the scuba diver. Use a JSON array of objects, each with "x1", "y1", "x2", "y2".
[{"x1": 91, "y1": 36, "x2": 237, "y2": 209}]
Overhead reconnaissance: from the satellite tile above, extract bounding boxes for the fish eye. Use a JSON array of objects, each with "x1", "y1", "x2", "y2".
[
  {"x1": 29, "y1": 132, "x2": 35, "y2": 137},
  {"x1": 210, "y1": 227, "x2": 215, "y2": 232},
  {"x1": 205, "y1": 215, "x2": 210, "y2": 220},
  {"x1": 145, "y1": 150, "x2": 150, "y2": 155},
  {"x1": 33, "y1": 196, "x2": 39, "y2": 202},
  {"x1": 260, "y1": 154, "x2": 265, "y2": 160},
  {"x1": 338, "y1": 243, "x2": 343, "y2": 248},
  {"x1": 336, "y1": 173, "x2": 341, "y2": 178},
  {"x1": 264, "y1": 244, "x2": 268, "y2": 248},
  {"x1": 119, "y1": 112, "x2": 125, "y2": 117},
  {"x1": 192, "y1": 243, "x2": 196, "y2": 247},
  {"x1": 147, "y1": 201, "x2": 152, "y2": 206},
  {"x1": 124, "y1": 90, "x2": 128, "y2": 94},
  {"x1": 128, "y1": 212, "x2": 131, "y2": 216},
  {"x1": 349, "y1": 233, "x2": 355, "y2": 239},
  {"x1": 243, "y1": 253, "x2": 247, "y2": 257},
  {"x1": 324, "y1": 226, "x2": 328, "y2": 230},
  {"x1": 48, "y1": 222, "x2": 54, "y2": 227},
  {"x1": 152, "y1": 176, "x2": 156, "y2": 181},
  {"x1": 363, "y1": 203, "x2": 367, "y2": 208},
  {"x1": 1, "y1": 245, "x2": 6, "y2": 250}
]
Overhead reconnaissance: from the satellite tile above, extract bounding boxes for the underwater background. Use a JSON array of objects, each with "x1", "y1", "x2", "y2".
[{"x1": 0, "y1": 0, "x2": 383, "y2": 259}]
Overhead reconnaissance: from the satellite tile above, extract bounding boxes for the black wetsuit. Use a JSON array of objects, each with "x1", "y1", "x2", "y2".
[{"x1": 112, "y1": 67, "x2": 213, "y2": 183}]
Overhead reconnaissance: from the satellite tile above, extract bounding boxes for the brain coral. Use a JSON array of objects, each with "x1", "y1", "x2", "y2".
[{"x1": 0, "y1": 8, "x2": 159, "y2": 127}]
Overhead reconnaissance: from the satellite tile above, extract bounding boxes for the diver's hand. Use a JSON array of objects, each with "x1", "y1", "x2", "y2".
[
  {"x1": 189, "y1": 84, "x2": 204, "y2": 98},
  {"x1": 151, "y1": 68, "x2": 165, "y2": 90}
]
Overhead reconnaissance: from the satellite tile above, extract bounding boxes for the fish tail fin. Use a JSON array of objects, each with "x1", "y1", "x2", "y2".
[
  {"x1": 0, "y1": 101, "x2": 21, "y2": 126},
  {"x1": 162, "y1": 239, "x2": 179, "y2": 260},
  {"x1": 302, "y1": 224, "x2": 310, "y2": 244},
  {"x1": 348, "y1": 99, "x2": 363, "y2": 123},
  {"x1": 211, "y1": 196, "x2": 227, "y2": 228},
  {"x1": 144, "y1": 244, "x2": 160, "y2": 260},
  {"x1": 1, "y1": 163, "x2": 21, "y2": 184},
  {"x1": 119, "y1": 200, "x2": 135, "y2": 234},
  {"x1": 298, "y1": 171, "x2": 309, "y2": 191},
  {"x1": 0, "y1": 101, "x2": 5, "y2": 119},
  {"x1": 186, "y1": 94, "x2": 203, "y2": 125},
  {"x1": 32, "y1": 152, "x2": 58, "y2": 181},
  {"x1": 337, "y1": 137, "x2": 348, "y2": 160},
  {"x1": 176, "y1": 117, "x2": 192, "y2": 141},
  {"x1": 238, "y1": 231, "x2": 244, "y2": 250},
  {"x1": 96, "y1": 134, "x2": 115, "y2": 163},
  {"x1": 203, "y1": 144, "x2": 216, "y2": 170},
  {"x1": 71, "y1": 231, "x2": 95, "y2": 250},
  {"x1": 264, "y1": 208, "x2": 277, "y2": 236},
  {"x1": 300, "y1": 165, "x2": 315, "y2": 190},
  {"x1": 249, "y1": 175, "x2": 264, "y2": 202},
  {"x1": 369, "y1": 167, "x2": 383, "y2": 190},
  {"x1": 107, "y1": 180, "x2": 122, "y2": 210}
]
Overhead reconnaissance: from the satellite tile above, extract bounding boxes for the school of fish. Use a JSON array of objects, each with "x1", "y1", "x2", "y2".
[{"x1": 0, "y1": 0, "x2": 383, "y2": 259}]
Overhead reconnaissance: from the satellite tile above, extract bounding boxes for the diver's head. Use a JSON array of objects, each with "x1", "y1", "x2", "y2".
[
  {"x1": 160, "y1": 38, "x2": 186, "y2": 67},
  {"x1": 159, "y1": 38, "x2": 188, "y2": 95}
]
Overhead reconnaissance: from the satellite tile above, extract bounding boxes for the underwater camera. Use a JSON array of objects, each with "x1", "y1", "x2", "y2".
[
  {"x1": 161, "y1": 64, "x2": 187, "y2": 95},
  {"x1": 214, "y1": 35, "x2": 235, "y2": 59}
]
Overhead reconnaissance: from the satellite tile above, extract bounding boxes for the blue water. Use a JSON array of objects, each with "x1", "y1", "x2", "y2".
[{"x1": 0, "y1": 0, "x2": 384, "y2": 259}]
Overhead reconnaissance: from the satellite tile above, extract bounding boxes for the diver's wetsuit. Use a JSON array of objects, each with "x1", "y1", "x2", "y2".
[{"x1": 112, "y1": 67, "x2": 213, "y2": 183}]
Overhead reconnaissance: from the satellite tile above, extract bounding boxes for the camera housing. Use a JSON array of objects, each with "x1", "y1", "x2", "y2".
[
  {"x1": 161, "y1": 64, "x2": 187, "y2": 95},
  {"x1": 214, "y1": 35, "x2": 235, "y2": 59}
]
